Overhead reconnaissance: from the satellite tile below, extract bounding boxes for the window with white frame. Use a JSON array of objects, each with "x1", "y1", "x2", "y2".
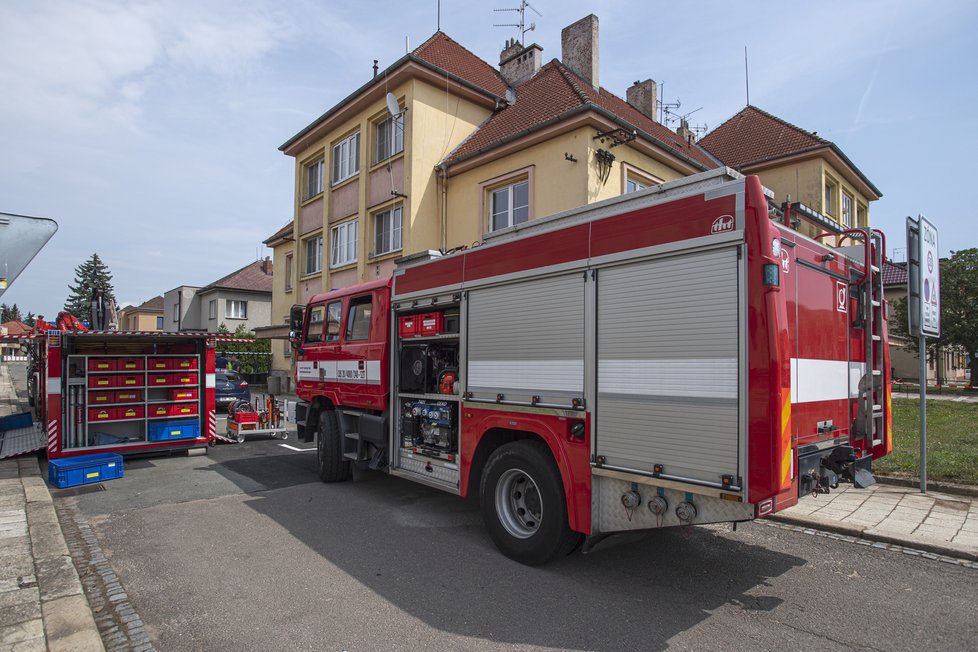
[
  {"x1": 841, "y1": 192, "x2": 853, "y2": 228},
  {"x1": 285, "y1": 253, "x2": 293, "y2": 290},
  {"x1": 331, "y1": 220, "x2": 358, "y2": 268},
  {"x1": 172, "y1": 304, "x2": 178, "y2": 322},
  {"x1": 155, "y1": 316, "x2": 163, "y2": 330},
  {"x1": 373, "y1": 205, "x2": 402, "y2": 256},
  {"x1": 331, "y1": 132, "x2": 360, "y2": 185},
  {"x1": 208, "y1": 299, "x2": 216, "y2": 320},
  {"x1": 305, "y1": 157, "x2": 324, "y2": 199},
  {"x1": 489, "y1": 179, "x2": 529, "y2": 231},
  {"x1": 226, "y1": 300, "x2": 247, "y2": 319},
  {"x1": 305, "y1": 236, "x2": 322, "y2": 275},
  {"x1": 857, "y1": 203, "x2": 868, "y2": 228},
  {"x1": 626, "y1": 177, "x2": 650, "y2": 193},
  {"x1": 375, "y1": 113, "x2": 404, "y2": 163},
  {"x1": 824, "y1": 177, "x2": 838, "y2": 217}
]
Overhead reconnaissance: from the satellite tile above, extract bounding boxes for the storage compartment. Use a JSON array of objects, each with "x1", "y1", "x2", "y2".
[
  {"x1": 167, "y1": 403, "x2": 198, "y2": 417},
  {"x1": 169, "y1": 388, "x2": 197, "y2": 401},
  {"x1": 419, "y1": 312, "x2": 444, "y2": 336},
  {"x1": 88, "y1": 407, "x2": 117, "y2": 422},
  {"x1": 171, "y1": 357, "x2": 198, "y2": 370},
  {"x1": 399, "y1": 343, "x2": 458, "y2": 394},
  {"x1": 117, "y1": 358, "x2": 145, "y2": 371},
  {"x1": 147, "y1": 357, "x2": 171, "y2": 371},
  {"x1": 443, "y1": 309, "x2": 460, "y2": 334},
  {"x1": 399, "y1": 398, "x2": 458, "y2": 459},
  {"x1": 172, "y1": 372, "x2": 198, "y2": 386},
  {"x1": 88, "y1": 391, "x2": 115, "y2": 405},
  {"x1": 87, "y1": 358, "x2": 117, "y2": 372},
  {"x1": 399, "y1": 315, "x2": 419, "y2": 338},
  {"x1": 148, "y1": 419, "x2": 200, "y2": 441},
  {"x1": 148, "y1": 373, "x2": 171, "y2": 386},
  {"x1": 148, "y1": 405, "x2": 170, "y2": 418},
  {"x1": 117, "y1": 374, "x2": 143, "y2": 388},
  {"x1": 87, "y1": 375, "x2": 116, "y2": 389},
  {"x1": 118, "y1": 405, "x2": 145, "y2": 420},
  {"x1": 48, "y1": 453, "x2": 124, "y2": 489},
  {"x1": 115, "y1": 389, "x2": 142, "y2": 403}
]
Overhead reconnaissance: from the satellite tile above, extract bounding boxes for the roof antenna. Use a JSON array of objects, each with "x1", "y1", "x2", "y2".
[
  {"x1": 744, "y1": 45, "x2": 750, "y2": 106},
  {"x1": 493, "y1": 1, "x2": 541, "y2": 45},
  {"x1": 437, "y1": 0, "x2": 440, "y2": 31}
]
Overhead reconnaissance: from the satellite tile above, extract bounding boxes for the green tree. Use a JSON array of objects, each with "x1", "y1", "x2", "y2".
[
  {"x1": 64, "y1": 253, "x2": 116, "y2": 318},
  {"x1": 0, "y1": 304, "x2": 22, "y2": 322},
  {"x1": 24, "y1": 312, "x2": 35, "y2": 327}
]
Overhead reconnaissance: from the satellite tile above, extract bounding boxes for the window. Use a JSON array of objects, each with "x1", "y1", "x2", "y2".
[
  {"x1": 226, "y1": 300, "x2": 247, "y2": 319},
  {"x1": 330, "y1": 220, "x2": 358, "y2": 268},
  {"x1": 857, "y1": 203, "x2": 868, "y2": 228},
  {"x1": 305, "y1": 236, "x2": 322, "y2": 275},
  {"x1": 375, "y1": 113, "x2": 404, "y2": 163},
  {"x1": 325, "y1": 301, "x2": 341, "y2": 342},
  {"x1": 155, "y1": 316, "x2": 163, "y2": 330},
  {"x1": 209, "y1": 299, "x2": 217, "y2": 320},
  {"x1": 305, "y1": 157, "x2": 324, "y2": 199},
  {"x1": 626, "y1": 178, "x2": 650, "y2": 193},
  {"x1": 331, "y1": 132, "x2": 360, "y2": 185},
  {"x1": 346, "y1": 296, "x2": 372, "y2": 341},
  {"x1": 824, "y1": 177, "x2": 838, "y2": 217},
  {"x1": 373, "y1": 206, "x2": 402, "y2": 256},
  {"x1": 172, "y1": 304, "x2": 178, "y2": 322},
  {"x1": 285, "y1": 253, "x2": 293, "y2": 290},
  {"x1": 841, "y1": 192, "x2": 853, "y2": 228},
  {"x1": 305, "y1": 306, "x2": 324, "y2": 343},
  {"x1": 489, "y1": 179, "x2": 529, "y2": 231}
]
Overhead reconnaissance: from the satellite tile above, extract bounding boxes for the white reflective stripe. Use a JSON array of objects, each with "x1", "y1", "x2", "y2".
[
  {"x1": 790, "y1": 358, "x2": 864, "y2": 404},
  {"x1": 599, "y1": 359, "x2": 737, "y2": 399},
  {"x1": 205, "y1": 373, "x2": 216, "y2": 389},
  {"x1": 46, "y1": 377, "x2": 61, "y2": 395},
  {"x1": 296, "y1": 359, "x2": 383, "y2": 384},
  {"x1": 469, "y1": 360, "x2": 583, "y2": 393}
]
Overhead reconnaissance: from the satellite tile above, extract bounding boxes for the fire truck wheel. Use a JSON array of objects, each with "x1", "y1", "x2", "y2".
[
  {"x1": 480, "y1": 440, "x2": 581, "y2": 566},
  {"x1": 317, "y1": 410, "x2": 350, "y2": 483}
]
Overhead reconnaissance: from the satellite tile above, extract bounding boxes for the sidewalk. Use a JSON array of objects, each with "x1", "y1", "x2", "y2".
[
  {"x1": 771, "y1": 481, "x2": 978, "y2": 561},
  {"x1": 0, "y1": 366, "x2": 103, "y2": 651}
]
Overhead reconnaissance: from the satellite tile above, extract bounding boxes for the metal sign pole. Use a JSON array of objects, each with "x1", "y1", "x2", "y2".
[{"x1": 919, "y1": 333, "x2": 927, "y2": 494}]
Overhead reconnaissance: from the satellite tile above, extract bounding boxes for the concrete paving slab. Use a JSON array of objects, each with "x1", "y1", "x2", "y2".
[
  {"x1": 42, "y1": 594, "x2": 105, "y2": 652},
  {"x1": 28, "y1": 521, "x2": 69, "y2": 558},
  {"x1": 36, "y1": 555, "x2": 84, "y2": 602},
  {"x1": 0, "y1": 618, "x2": 44, "y2": 648}
]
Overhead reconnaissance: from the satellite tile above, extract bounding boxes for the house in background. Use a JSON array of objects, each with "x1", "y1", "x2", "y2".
[
  {"x1": 254, "y1": 221, "x2": 295, "y2": 393},
  {"x1": 0, "y1": 320, "x2": 30, "y2": 359},
  {"x1": 699, "y1": 106, "x2": 881, "y2": 239},
  {"x1": 164, "y1": 259, "x2": 273, "y2": 333},
  {"x1": 117, "y1": 296, "x2": 164, "y2": 331}
]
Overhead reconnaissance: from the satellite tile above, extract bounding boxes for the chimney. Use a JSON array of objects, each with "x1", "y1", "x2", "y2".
[
  {"x1": 626, "y1": 79, "x2": 658, "y2": 122},
  {"x1": 676, "y1": 118, "x2": 695, "y2": 145},
  {"x1": 261, "y1": 256, "x2": 272, "y2": 275},
  {"x1": 499, "y1": 38, "x2": 543, "y2": 86},
  {"x1": 561, "y1": 14, "x2": 599, "y2": 89}
]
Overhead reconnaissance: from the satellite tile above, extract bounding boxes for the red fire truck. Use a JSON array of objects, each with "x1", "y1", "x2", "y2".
[{"x1": 290, "y1": 169, "x2": 891, "y2": 565}]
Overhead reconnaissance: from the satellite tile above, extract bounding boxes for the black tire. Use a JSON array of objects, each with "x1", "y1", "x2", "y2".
[
  {"x1": 480, "y1": 440, "x2": 582, "y2": 565},
  {"x1": 317, "y1": 409, "x2": 350, "y2": 483}
]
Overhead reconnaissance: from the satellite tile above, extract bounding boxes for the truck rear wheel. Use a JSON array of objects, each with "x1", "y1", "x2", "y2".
[
  {"x1": 480, "y1": 440, "x2": 581, "y2": 565},
  {"x1": 317, "y1": 410, "x2": 350, "y2": 483}
]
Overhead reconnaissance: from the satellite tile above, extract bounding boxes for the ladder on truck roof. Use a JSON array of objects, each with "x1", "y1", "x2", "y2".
[{"x1": 846, "y1": 228, "x2": 887, "y2": 449}]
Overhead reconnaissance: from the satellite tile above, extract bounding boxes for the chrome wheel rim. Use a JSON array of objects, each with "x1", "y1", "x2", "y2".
[{"x1": 495, "y1": 468, "x2": 543, "y2": 539}]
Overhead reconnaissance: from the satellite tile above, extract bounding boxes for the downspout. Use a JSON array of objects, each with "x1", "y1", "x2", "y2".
[{"x1": 438, "y1": 163, "x2": 449, "y2": 251}]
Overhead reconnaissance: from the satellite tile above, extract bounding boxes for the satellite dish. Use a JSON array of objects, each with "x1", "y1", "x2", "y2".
[{"x1": 386, "y1": 92, "x2": 400, "y2": 117}]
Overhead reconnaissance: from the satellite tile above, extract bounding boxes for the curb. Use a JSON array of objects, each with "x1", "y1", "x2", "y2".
[
  {"x1": 769, "y1": 512, "x2": 978, "y2": 562},
  {"x1": 876, "y1": 475, "x2": 978, "y2": 498}
]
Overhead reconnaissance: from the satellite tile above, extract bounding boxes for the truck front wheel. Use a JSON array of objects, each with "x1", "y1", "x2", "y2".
[
  {"x1": 317, "y1": 410, "x2": 350, "y2": 483},
  {"x1": 480, "y1": 440, "x2": 581, "y2": 565}
]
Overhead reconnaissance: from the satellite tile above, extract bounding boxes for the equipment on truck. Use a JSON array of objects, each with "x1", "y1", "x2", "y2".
[{"x1": 289, "y1": 169, "x2": 892, "y2": 565}]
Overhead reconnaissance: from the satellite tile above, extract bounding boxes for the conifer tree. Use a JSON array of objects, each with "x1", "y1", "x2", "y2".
[{"x1": 64, "y1": 254, "x2": 116, "y2": 317}]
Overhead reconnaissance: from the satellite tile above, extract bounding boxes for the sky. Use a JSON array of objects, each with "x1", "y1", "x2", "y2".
[{"x1": 1, "y1": 0, "x2": 976, "y2": 318}]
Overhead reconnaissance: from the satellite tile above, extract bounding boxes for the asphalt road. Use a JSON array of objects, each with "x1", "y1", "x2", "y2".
[{"x1": 52, "y1": 434, "x2": 978, "y2": 652}]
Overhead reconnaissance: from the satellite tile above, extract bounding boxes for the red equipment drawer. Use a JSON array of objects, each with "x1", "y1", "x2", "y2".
[
  {"x1": 147, "y1": 357, "x2": 170, "y2": 371},
  {"x1": 148, "y1": 405, "x2": 170, "y2": 418},
  {"x1": 118, "y1": 405, "x2": 145, "y2": 420},
  {"x1": 234, "y1": 411, "x2": 259, "y2": 424},
  {"x1": 398, "y1": 315, "x2": 419, "y2": 338},
  {"x1": 169, "y1": 388, "x2": 198, "y2": 401},
  {"x1": 167, "y1": 403, "x2": 198, "y2": 417},
  {"x1": 117, "y1": 374, "x2": 143, "y2": 388},
  {"x1": 172, "y1": 372, "x2": 197, "y2": 386},
  {"x1": 87, "y1": 375, "x2": 116, "y2": 389},
  {"x1": 147, "y1": 373, "x2": 171, "y2": 386},
  {"x1": 419, "y1": 312, "x2": 444, "y2": 336},
  {"x1": 171, "y1": 357, "x2": 198, "y2": 370},
  {"x1": 88, "y1": 407, "x2": 117, "y2": 422},
  {"x1": 117, "y1": 357, "x2": 145, "y2": 371},
  {"x1": 87, "y1": 358, "x2": 117, "y2": 372},
  {"x1": 114, "y1": 390, "x2": 142, "y2": 403},
  {"x1": 88, "y1": 391, "x2": 114, "y2": 404}
]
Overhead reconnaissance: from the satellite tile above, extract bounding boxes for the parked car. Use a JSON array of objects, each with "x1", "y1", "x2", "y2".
[{"x1": 216, "y1": 369, "x2": 251, "y2": 409}]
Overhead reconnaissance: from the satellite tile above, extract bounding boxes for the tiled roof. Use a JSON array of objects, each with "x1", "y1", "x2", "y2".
[
  {"x1": 201, "y1": 260, "x2": 273, "y2": 294},
  {"x1": 413, "y1": 32, "x2": 509, "y2": 98},
  {"x1": 443, "y1": 60, "x2": 717, "y2": 169},
  {"x1": 263, "y1": 220, "x2": 293, "y2": 246},
  {"x1": 1, "y1": 320, "x2": 31, "y2": 335},
  {"x1": 883, "y1": 260, "x2": 908, "y2": 287},
  {"x1": 699, "y1": 105, "x2": 829, "y2": 168},
  {"x1": 135, "y1": 295, "x2": 164, "y2": 311}
]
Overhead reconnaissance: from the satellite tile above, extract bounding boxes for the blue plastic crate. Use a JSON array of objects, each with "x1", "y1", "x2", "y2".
[
  {"x1": 48, "y1": 453, "x2": 124, "y2": 489},
  {"x1": 147, "y1": 418, "x2": 200, "y2": 441}
]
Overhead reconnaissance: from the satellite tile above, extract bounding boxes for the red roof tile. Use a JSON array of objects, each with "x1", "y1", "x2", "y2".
[
  {"x1": 883, "y1": 260, "x2": 908, "y2": 287},
  {"x1": 263, "y1": 220, "x2": 293, "y2": 246},
  {"x1": 134, "y1": 295, "x2": 164, "y2": 311},
  {"x1": 412, "y1": 32, "x2": 508, "y2": 98},
  {"x1": 1, "y1": 320, "x2": 31, "y2": 335},
  {"x1": 443, "y1": 60, "x2": 717, "y2": 169},
  {"x1": 699, "y1": 105, "x2": 828, "y2": 168},
  {"x1": 201, "y1": 260, "x2": 273, "y2": 294}
]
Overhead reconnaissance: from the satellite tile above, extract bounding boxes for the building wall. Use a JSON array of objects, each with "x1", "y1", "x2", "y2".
[
  {"x1": 198, "y1": 289, "x2": 272, "y2": 333},
  {"x1": 268, "y1": 239, "x2": 295, "y2": 390},
  {"x1": 164, "y1": 287, "x2": 200, "y2": 331},
  {"x1": 121, "y1": 311, "x2": 162, "y2": 331}
]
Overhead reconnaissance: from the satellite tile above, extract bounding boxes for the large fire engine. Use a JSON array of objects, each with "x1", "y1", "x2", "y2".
[{"x1": 290, "y1": 169, "x2": 891, "y2": 565}]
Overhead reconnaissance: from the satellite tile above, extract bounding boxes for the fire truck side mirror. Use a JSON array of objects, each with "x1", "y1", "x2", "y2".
[{"x1": 289, "y1": 305, "x2": 305, "y2": 349}]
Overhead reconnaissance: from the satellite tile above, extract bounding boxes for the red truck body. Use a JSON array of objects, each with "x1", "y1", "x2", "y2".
[{"x1": 292, "y1": 170, "x2": 890, "y2": 564}]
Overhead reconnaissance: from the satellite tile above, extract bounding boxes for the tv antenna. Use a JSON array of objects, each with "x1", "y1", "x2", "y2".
[{"x1": 493, "y1": 1, "x2": 542, "y2": 45}]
